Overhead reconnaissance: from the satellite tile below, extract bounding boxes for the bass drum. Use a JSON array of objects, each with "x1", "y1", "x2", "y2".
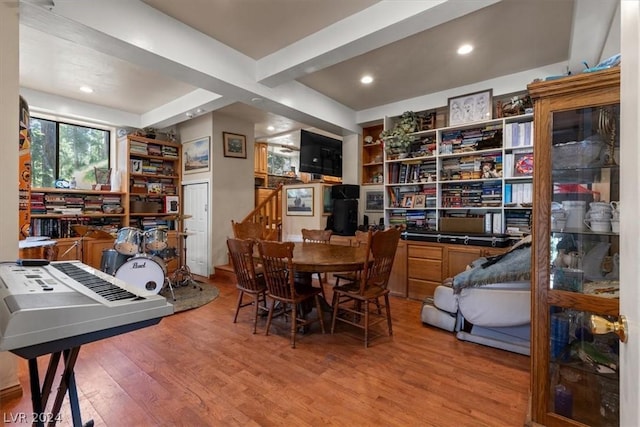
[
  {"x1": 100, "y1": 249, "x2": 130, "y2": 276},
  {"x1": 115, "y1": 254, "x2": 166, "y2": 295}
]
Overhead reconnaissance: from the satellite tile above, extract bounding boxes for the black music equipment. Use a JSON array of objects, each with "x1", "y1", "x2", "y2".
[
  {"x1": 332, "y1": 199, "x2": 358, "y2": 236},
  {"x1": 331, "y1": 184, "x2": 360, "y2": 200},
  {"x1": 0, "y1": 260, "x2": 173, "y2": 427}
]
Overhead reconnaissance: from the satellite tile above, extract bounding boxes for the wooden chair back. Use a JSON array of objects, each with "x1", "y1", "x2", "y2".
[
  {"x1": 301, "y1": 228, "x2": 332, "y2": 244},
  {"x1": 257, "y1": 240, "x2": 296, "y2": 300},
  {"x1": 351, "y1": 230, "x2": 371, "y2": 247},
  {"x1": 232, "y1": 220, "x2": 265, "y2": 240},
  {"x1": 226, "y1": 238, "x2": 264, "y2": 293},
  {"x1": 358, "y1": 227, "x2": 402, "y2": 294}
]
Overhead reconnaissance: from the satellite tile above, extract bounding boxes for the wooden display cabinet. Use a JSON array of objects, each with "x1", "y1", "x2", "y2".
[{"x1": 528, "y1": 68, "x2": 621, "y2": 426}]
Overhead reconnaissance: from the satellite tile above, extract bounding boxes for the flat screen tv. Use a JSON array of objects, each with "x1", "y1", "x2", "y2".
[{"x1": 298, "y1": 129, "x2": 342, "y2": 178}]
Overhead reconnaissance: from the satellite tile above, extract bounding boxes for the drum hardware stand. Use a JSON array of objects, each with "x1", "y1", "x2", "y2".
[{"x1": 171, "y1": 228, "x2": 202, "y2": 290}]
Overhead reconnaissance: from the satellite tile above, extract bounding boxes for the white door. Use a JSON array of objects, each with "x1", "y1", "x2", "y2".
[
  {"x1": 182, "y1": 182, "x2": 209, "y2": 277},
  {"x1": 621, "y1": 2, "x2": 639, "y2": 425}
]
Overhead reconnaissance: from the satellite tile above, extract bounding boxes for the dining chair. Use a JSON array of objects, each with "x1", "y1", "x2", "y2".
[
  {"x1": 227, "y1": 237, "x2": 268, "y2": 334},
  {"x1": 333, "y1": 230, "x2": 370, "y2": 287},
  {"x1": 330, "y1": 227, "x2": 401, "y2": 347},
  {"x1": 301, "y1": 228, "x2": 333, "y2": 299},
  {"x1": 257, "y1": 240, "x2": 325, "y2": 348},
  {"x1": 231, "y1": 220, "x2": 265, "y2": 240}
]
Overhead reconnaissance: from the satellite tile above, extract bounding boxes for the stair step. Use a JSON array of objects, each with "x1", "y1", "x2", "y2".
[{"x1": 214, "y1": 263, "x2": 236, "y2": 281}]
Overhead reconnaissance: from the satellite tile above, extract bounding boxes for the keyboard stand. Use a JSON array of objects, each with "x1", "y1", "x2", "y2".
[
  {"x1": 27, "y1": 347, "x2": 91, "y2": 427},
  {"x1": 11, "y1": 318, "x2": 163, "y2": 427}
]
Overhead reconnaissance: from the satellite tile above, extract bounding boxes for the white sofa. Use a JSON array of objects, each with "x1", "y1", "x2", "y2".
[{"x1": 421, "y1": 239, "x2": 532, "y2": 356}]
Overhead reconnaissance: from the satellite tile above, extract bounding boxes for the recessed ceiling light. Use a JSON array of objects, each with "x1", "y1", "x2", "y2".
[
  {"x1": 79, "y1": 86, "x2": 93, "y2": 93},
  {"x1": 360, "y1": 75, "x2": 374, "y2": 84},
  {"x1": 267, "y1": 126, "x2": 275, "y2": 131},
  {"x1": 457, "y1": 44, "x2": 473, "y2": 55}
]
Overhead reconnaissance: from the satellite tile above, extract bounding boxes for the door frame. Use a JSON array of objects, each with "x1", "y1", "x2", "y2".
[{"x1": 181, "y1": 177, "x2": 211, "y2": 277}]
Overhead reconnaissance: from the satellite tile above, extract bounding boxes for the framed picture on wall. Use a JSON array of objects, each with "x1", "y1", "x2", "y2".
[
  {"x1": 286, "y1": 187, "x2": 314, "y2": 216},
  {"x1": 223, "y1": 132, "x2": 247, "y2": 158},
  {"x1": 448, "y1": 89, "x2": 493, "y2": 126},
  {"x1": 183, "y1": 137, "x2": 210, "y2": 174},
  {"x1": 365, "y1": 191, "x2": 383, "y2": 212}
]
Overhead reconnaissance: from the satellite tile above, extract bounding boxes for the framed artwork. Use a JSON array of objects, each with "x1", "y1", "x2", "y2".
[
  {"x1": 514, "y1": 151, "x2": 534, "y2": 176},
  {"x1": 413, "y1": 194, "x2": 426, "y2": 208},
  {"x1": 365, "y1": 191, "x2": 384, "y2": 212},
  {"x1": 448, "y1": 89, "x2": 493, "y2": 126},
  {"x1": 94, "y1": 167, "x2": 111, "y2": 184},
  {"x1": 286, "y1": 187, "x2": 314, "y2": 216},
  {"x1": 130, "y1": 159, "x2": 142, "y2": 174},
  {"x1": 183, "y1": 137, "x2": 210, "y2": 174},
  {"x1": 322, "y1": 185, "x2": 333, "y2": 215},
  {"x1": 402, "y1": 195, "x2": 414, "y2": 208},
  {"x1": 223, "y1": 132, "x2": 247, "y2": 158}
]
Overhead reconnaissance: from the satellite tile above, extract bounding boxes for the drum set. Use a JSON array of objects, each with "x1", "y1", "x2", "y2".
[{"x1": 101, "y1": 226, "x2": 179, "y2": 299}]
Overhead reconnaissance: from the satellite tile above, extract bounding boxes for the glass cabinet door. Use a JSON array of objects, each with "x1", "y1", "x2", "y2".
[{"x1": 547, "y1": 103, "x2": 620, "y2": 425}]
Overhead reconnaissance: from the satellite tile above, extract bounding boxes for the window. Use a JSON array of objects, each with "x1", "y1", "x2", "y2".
[
  {"x1": 267, "y1": 144, "x2": 299, "y2": 176},
  {"x1": 30, "y1": 117, "x2": 111, "y2": 188}
]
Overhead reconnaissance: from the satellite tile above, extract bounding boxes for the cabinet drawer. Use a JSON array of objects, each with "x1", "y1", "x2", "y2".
[
  {"x1": 408, "y1": 245, "x2": 442, "y2": 260},
  {"x1": 408, "y1": 278, "x2": 440, "y2": 300},
  {"x1": 408, "y1": 258, "x2": 442, "y2": 282}
]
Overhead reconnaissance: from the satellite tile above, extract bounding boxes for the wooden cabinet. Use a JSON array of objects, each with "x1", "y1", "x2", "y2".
[
  {"x1": 361, "y1": 124, "x2": 384, "y2": 185},
  {"x1": 528, "y1": 68, "x2": 620, "y2": 426},
  {"x1": 84, "y1": 239, "x2": 115, "y2": 270},
  {"x1": 123, "y1": 135, "x2": 182, "y2": 231},
  {"x1": 399, "y1": 240, "x2": 508, "y2": 300},
  {"x1": 254, "y1": 141, "x2": 268, "y2": 183}
]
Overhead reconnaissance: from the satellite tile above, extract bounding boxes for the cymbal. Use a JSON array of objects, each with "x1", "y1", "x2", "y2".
[
  {"x1": 166, "y1": 214, "x2": 192, "y2": 220},
  {"x1": 70, "y1": 225, "x2": 114, "y2": 240},
  {"x1": 177, "y1": 231, "x2": 196, "y2": 236}
]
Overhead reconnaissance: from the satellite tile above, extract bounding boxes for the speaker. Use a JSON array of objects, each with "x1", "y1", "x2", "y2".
[
  {"x1": 331, "y1": 184, "x2": 360, "y2": 200},
  {"x1": 332, "y1": 199, "x2": 358, "y2": 236}
]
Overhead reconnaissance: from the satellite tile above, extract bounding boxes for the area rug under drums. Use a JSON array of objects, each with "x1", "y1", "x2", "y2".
[{"x1": 161, "y1": 281, "x2": 219, "y2": 313}]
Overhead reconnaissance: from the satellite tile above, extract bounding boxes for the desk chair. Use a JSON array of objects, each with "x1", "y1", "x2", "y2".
[
  {"x1": 258, "y1": 240, "x2": 325, "y2": 348},
  {"x1": 227, "y1": 238, "x2": 268, "y2": 334},
  {"x1": 331, "y1": 227, "x2": 401, "y2": 347}
]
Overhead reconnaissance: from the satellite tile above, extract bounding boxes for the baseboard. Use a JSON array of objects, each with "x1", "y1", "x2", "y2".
[{"x1": 0, "y1": 384, "x2": 23, "y2": 402}]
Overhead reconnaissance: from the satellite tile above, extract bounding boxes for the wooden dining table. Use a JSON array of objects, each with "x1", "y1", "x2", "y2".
[{"x1": 289, "y1": 242, "x2": 368, "y2": 275}]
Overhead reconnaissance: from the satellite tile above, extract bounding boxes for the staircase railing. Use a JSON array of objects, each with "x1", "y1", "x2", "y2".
[{"x1": 241, "y1": 183, "x2": 283, "y2": 241}]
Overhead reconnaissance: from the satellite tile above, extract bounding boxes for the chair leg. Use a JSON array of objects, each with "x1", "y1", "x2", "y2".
[
  {"x1": 330, "y1": 292, "x2": 339, "y2": 334},
  {"x1": 233, "y1": 290, "x2": 244, "y2": 323},
  {"x1": 290, "y1": 303, "x2": 297, "y2": 349},
  {"x1": 314, "y1": 295, "x2": 325, "y2": 334},
  {"x1": 252, "y1": 293, "x2": 261, "y2": 334},
  {"x1": 265, "y1": 298, "x2": 276, "y2": 336},
  {"x1": 384, "y1": 294, "x2": 393, "y2": 337},
  {"x1": 316, "y1": 272, "x2": 327, "y2": 302},
  {"x1": 364, "y1": 299, "x2": 370, "y2": 348}
]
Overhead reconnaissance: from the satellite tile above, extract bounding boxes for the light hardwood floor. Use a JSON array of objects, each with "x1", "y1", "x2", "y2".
[{"x1": 1, "y1": 275, "x2": 530, "y2": 426}]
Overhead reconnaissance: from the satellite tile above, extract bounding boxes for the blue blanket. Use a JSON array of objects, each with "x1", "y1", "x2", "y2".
[{"x1": 452, "y1": 245, "x2": 532, "y2": 294}]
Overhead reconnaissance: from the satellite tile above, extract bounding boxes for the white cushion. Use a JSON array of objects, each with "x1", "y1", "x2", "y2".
[{"x1": 433, "y1": 285, "x2": 458, "y2": 314}]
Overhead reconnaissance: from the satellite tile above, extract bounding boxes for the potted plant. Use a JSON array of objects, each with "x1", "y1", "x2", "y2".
[{"x1": 381, "y1": 111, "x2": 418, "y2": 157}]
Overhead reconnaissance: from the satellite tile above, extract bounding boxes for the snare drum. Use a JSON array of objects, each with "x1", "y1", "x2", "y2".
[
  {"x1": 115, "y1": 254, "x2": 166, "y2": 295},
  {"x1": 114, "y1": 227, "x2": 141, "y2": 255},
  {"x1": 144, "y1": 227, "x2": 168, "y2": 252},
  {"x1": 100, "y1": 249, "x2": 130, "y2": 275}
]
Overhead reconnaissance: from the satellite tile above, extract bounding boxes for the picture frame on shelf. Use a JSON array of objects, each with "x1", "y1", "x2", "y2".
[
  {"x1": 413, "y1": 194, "x2": 426, "y2": 208},
  {"x1": 448, "y1": 89, "x2": 493, "y2": 126},
  {"x1": 402, "y1": 195, "x2": 414, "y2": 208},
  {"x1": 94, "y1": 167, "x2": 111, "y2": 185},
  {"x1": 365, "y1": 191, "x2": 384, "y2": 212},
  {"x1": 513, "y1": 151, "x2": 534, "y2": 176},
  {"x1": 164, "y1": 195, "x2": 179, "y2": 213},
  {"x1": 183, "y1": 137, "x2": 210, "y2": 174},
  {"x1": 147, "y1": 182, "x2": 163, "y2": 194},
  {"x1": 322, "y1": 185, "x2": 333, "y2": 215},
  {"x1": 222, "y1": 132, "x2": 247, "y2": 159},
  {"x1": 286, "y1": 187, "x2": 314, "y2": 216},
  {"x1": 130, "y1": 159, "x2": 142, "y2": 174}
]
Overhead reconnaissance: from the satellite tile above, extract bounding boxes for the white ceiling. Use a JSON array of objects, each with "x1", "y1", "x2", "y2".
[{"x1": 17, "y1": 0, "x2": 620, "y2": 144}]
